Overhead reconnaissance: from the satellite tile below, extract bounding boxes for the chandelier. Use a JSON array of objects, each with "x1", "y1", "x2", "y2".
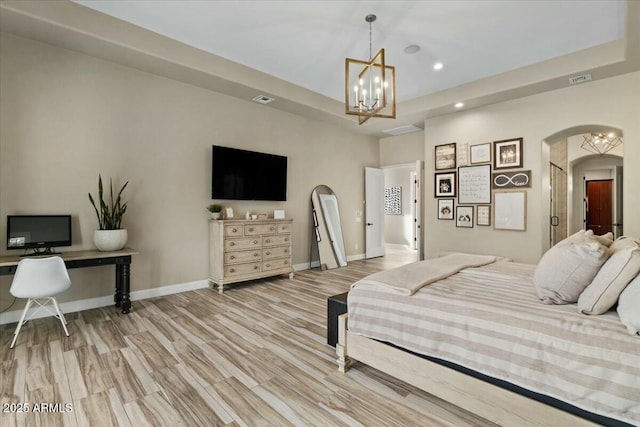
[
  {"x1": 581, "y1": 132, "x2": 623, "y2": 155},
  {"x1": 345, "y1": 14, "x2": 396, "y2": 125}
]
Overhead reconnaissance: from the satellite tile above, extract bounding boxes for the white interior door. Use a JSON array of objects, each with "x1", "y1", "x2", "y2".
[
  {"x1": 365, "y1": 167, "x2": 385, "y2": 258},
  {"x1": 415, "y1": 160, "x2": 424, "y2": 260}
]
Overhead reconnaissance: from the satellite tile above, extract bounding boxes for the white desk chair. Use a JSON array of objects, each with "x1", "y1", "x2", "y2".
[{"x1": 9, "y1": 256, "x2": 71, "y2": 349}]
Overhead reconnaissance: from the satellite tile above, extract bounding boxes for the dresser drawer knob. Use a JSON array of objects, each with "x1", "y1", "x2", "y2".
[
  {"x1": 232, "y1": 228, "x2": 238, "y2": 232},
  {"x1": 254, "y1": 240, "x2": 259, "y2": 244},
  {"x1": 266, "y1": 264, "x2": 271, "y2": 268},
  {"x1": 230, "y1": 255, "x2": 235, "y2": 260},
  {"x1": 284, "y1": 249, "x2": 288, "y2": 253},
  {"x1": 254, "y1": 265, "x2": 259, "y2": 270},
  {"x1": 230, "y1": 268, "x2": 235, "y2": 273},
  {"x1": 229, "y1": 242, "x2": 235, "y2": 246},
  {"x1": 282, "y1": 226, "x2": 287, "y2": 231},
  {"x1": 270, "y1": 227, "x2": 275, "y2": 231},
  {"x1": 265, "y1": 239, "x2": 271, "y2": 243},
  {"x1": 249, "y1": 227, "x2": 254, "y2": 232},
  {"x1": 284, "y1": 260, "x2": 288, "y2": 264},
  {"x1": 254, "y1": 253, "x2": 259, "y2": 257},
  {"x1": 266, "y1": 251, "x2": 271, "y2": 255},
  {"x1": 285, "y1": 238, "x2": 289, "y2": 242}
]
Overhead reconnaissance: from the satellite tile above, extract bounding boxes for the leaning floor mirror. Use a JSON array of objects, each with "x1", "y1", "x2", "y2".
[{"x1": 311, "y1": 185, "x2": 347, "y2": 270}]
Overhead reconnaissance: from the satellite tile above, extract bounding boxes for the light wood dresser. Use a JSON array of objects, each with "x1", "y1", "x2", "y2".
[{"x1": 209, "y1": 218, "x2": 294, "y2": 293}]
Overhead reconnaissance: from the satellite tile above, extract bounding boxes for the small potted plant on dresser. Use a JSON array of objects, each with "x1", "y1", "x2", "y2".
[
  {"x1": 89, "y1": 174, "x2": 129, "y2": 251},
  {"x1": 207, "y1": 204, "x2": 223, "y2": 220}
]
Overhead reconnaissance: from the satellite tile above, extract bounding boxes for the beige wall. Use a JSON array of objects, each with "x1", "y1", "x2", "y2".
[
  {"x1": 424, "y1": 71, "x2": 640, "y2": 264},
  {"x1": 379, "y1": 131, "x2": 424, "y2": 166},
  {"x1": 0, "y1": 34, "x2": 378, "y2": 307}
]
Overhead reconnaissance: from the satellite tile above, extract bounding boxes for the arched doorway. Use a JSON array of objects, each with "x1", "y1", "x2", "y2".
[{"x1": 543, "y1": 125, "x2": 624, "y2": 247}]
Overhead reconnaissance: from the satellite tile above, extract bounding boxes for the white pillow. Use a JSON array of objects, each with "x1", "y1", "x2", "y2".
[
  {"x1": 610, "y1": 236, "x2": 639, "y2": 253},
  {"x1": 618, "y1": 274, "x2": 640, "y2": 335},
  {"x1": 578, "y1": 242, "x2": 640, "y2": 314},
  {"x1": 534, "y1": 237, "x2": 610, "y2": 304}
]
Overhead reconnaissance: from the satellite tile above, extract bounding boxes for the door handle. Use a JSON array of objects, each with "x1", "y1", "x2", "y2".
[
  {"x1": 551, "y1": 216, "x2": 559, "y2": 227},
  {"x1": 366, "y1": 222, "x2": 373, "y2": 226}
]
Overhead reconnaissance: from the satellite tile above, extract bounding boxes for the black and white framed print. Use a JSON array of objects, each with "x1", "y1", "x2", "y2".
[
  {"x1": 477, "y1": 205, "x2": 491, "y2": 226},
  {"x1": 470, "y1": 142, "x2": 491, "y2": 164},
  {"x1": 458, "y1": 164, "x2": 491, "y2": 204},
  {"x1": 456, "y1": 206, "x2": 474, "y2": 228},
  {"x1": 437, "y1": 199, "x2": 454, "y2": 220},
  {"x1": 435, "y1": 143, "x2": 456, "y2": 170},
  {"x1": 435, "y1": 172, "x2": 456, "y2": 198},
  {"x1": 493, "y1": 137, "x2": 523, "y2": 170},
  {"x1": 384, "y1": 186, "x2": 402, "y2": 215}
]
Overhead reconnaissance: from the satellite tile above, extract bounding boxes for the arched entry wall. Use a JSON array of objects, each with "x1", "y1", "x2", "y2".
[{"x1": 542, "y1": 125, "x2": 624, "y2": 249}]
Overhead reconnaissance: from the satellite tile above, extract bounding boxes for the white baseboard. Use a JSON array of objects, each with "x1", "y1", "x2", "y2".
[
  {"x1": 0, "y1": 254, "x2": 368, "y2": 325},
  {"x1": 0, "y1": 279, "x2": 208, "y2": 325}
]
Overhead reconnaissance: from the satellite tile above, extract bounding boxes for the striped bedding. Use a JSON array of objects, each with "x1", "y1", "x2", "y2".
[{"x1": 348, "y1": 261, "x2": 640, "y2": 425}]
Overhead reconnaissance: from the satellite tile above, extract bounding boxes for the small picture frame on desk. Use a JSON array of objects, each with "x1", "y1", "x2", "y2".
[
  {"x1": 224, "y1": 207, "x2": 234, "y2": 219},
  {"x1": 274, "y1": 210, "x2": 285, "y2": 219}
]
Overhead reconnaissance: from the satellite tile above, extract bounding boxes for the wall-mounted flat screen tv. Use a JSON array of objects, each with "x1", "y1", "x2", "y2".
[
  {"x1": 6, "y1": 215, "x2": 72, "y2": 253},
  {"x1": 212, "y1": 145, "x2": 287, "y2": 201}
]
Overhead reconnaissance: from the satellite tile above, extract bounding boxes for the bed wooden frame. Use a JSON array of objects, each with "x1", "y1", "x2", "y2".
[{"x1": 336, "y1": 314, "x2": 598, "y2": 427}]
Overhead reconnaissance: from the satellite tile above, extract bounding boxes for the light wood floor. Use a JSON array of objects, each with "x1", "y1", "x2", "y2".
[{"x1": 1, "y1": 247, "x2": 495, "y2": 426}]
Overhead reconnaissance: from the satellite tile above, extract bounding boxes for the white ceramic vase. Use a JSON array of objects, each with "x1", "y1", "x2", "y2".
[
  {"x1": 210, "y1": 212, "x2": 221, "y2": 220},
  {"x1": 94, "y1": 229, "x2": 128, "y2": 251}
]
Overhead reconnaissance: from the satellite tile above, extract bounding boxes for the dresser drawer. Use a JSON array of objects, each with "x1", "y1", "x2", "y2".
[
  {"x1": 277, "y1": 223, "x2": 291, "y2": 234},
  {"x1": 225, "y1": 262, "x2": 261, "y2": 277},
  {"x1": 262, "y1": 246, "x2": 290, "y2": 260},
  {"x1": 245, "y1": 223, "x2": 277, "y2": 236},
  {"x1": 262, "y1": 258, "x2": 290, "y2": 271},
  {"x1": 225, "y1": 250, "x2": 261, "y2": 265},
  {"x1": 224, "y1": 225, "x2": 244, "y2": 237},
  {"x1": 225, "y1": 237, "x2": 261, "y2": 251},
  {"x1": 263, "y1": 235, "x2": 290, "y2": 247}
]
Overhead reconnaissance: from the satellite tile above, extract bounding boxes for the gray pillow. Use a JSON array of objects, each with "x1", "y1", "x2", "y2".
[
  {"x1": 534, "y1": 236, "x2": 610, "y2": 304},
  {"x1": 618, "y1": 274, "x2": 640, "y2": 335}
]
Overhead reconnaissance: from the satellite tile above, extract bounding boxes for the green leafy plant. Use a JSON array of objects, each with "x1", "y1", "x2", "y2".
[
  {"x1": 207, "y1": 204, "x2": 223, "y2": 213},
  {"x1": 88, "y1": 175, "x2": 128, "y2": 230}
]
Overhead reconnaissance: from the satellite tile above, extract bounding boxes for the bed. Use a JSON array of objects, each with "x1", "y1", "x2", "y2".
[{"x1": 336, "y1": 257, "x2": 640, "y2": 427}]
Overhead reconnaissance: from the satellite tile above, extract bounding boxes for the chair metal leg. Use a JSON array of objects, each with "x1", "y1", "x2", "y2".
[
  {"x1": 10, "y1": 299, "x2": 33, "y2": 349},
  {"x1": 50, "y1": 297, "x2": 69, "y2": 337}
]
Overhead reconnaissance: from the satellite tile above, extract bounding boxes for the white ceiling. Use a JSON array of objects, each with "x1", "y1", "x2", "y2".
[{"x1": 74, "y1": 0, "x2": 625, "y2": 104}]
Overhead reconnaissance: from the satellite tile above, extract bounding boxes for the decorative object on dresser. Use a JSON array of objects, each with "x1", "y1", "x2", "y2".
[
  {"x1": 88, "y1": 174, "x2": 129, "y2": 251},
  {"x1": 209, "y1": 218, "x2": 293, "y2": 293},
  {"x1": 207, "y1": 204, "x2": 223, "y2": 220}
]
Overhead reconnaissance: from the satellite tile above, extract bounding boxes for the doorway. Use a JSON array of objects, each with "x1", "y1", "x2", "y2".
[{"x1": 585, "y1": 179, "x2": 613, "y2": 235}]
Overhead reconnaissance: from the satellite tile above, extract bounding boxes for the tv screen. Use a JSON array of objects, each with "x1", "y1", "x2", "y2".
[
  {"x1": 212, "y1": 145, "x2": 287, "y2": 201},
  {"x1": 6, "y1": 215, "x2": 72, "y2": 251}
]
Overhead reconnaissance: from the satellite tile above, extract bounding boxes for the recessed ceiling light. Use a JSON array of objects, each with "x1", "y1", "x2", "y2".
[
  {"x1": 404, "y1": 44, "x2": 420, "y2": 54},
  {"x1": 433, "y1": 62, "x2": 443, "y2": 70},
  {"x1": 455, "y1": 102, "x2": 464, "y2": 109}
]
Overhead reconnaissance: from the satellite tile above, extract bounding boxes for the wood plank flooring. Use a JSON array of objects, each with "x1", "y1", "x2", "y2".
[{"x1": 0, "y1": 248, "x2": 495, "y2": 426}]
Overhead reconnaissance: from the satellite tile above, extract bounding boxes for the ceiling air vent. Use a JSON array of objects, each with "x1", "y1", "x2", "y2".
[
  {"x1": 252, "y1": 95, "x2": 275, "y2": 105},
  {"x1": 568, "y1": 73, "x2": 592, "y2": 85},
  {"x1": 383, "y1": 124, "x2": 424, "y2": 136}
]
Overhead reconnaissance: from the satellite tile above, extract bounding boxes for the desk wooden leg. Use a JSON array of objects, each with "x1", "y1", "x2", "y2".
[
  {"x1": 115, "y1": 265, "x2": 123, "y2": 308},
  {"x1": 117, "y1": 263, "x2": 131, "y2": 314}
]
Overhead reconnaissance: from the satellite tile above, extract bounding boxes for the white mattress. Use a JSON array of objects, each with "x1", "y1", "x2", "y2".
[{"x1": 348, "y1": 261, "x2": 640, "y2": 425}]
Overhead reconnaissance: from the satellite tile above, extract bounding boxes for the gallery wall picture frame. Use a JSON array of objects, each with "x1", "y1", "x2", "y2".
[
  {"x1": 456, "y1": 205, "x2": 474, "y2": 228},
  {"x1": 492, "y1": 170, "x2": 531, "y2": 189},
  {"x1": 477, "y1": 205, "x2": 491, "y2": 226},
  {"x1": 457, "y1": 142, "x2": 469, "y2": 167},
  {"x1": 470, "y1": 142, "x2": 492, "y2": 164},
  {"x1": 437, "y1": 199, "x2": 454, "y2": 220},
  {"x1": 435, "y1": 172, "x2": 456, "y2": 198},
  {"x1": 434, "y1": 143, "x2": 456, "y2": 170},
  {"x1": 493, "y1": 137, "x2": 523, "y2": 170},
  {"x1": 384, "y1": 186, "x2": 402, "y2": 215},
  {"x1": 494, "y1": 190, "x2": 527, "y2": 231},
  {"x1": 458, "y1": 164, "x2": 491, "y2": 204}
]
